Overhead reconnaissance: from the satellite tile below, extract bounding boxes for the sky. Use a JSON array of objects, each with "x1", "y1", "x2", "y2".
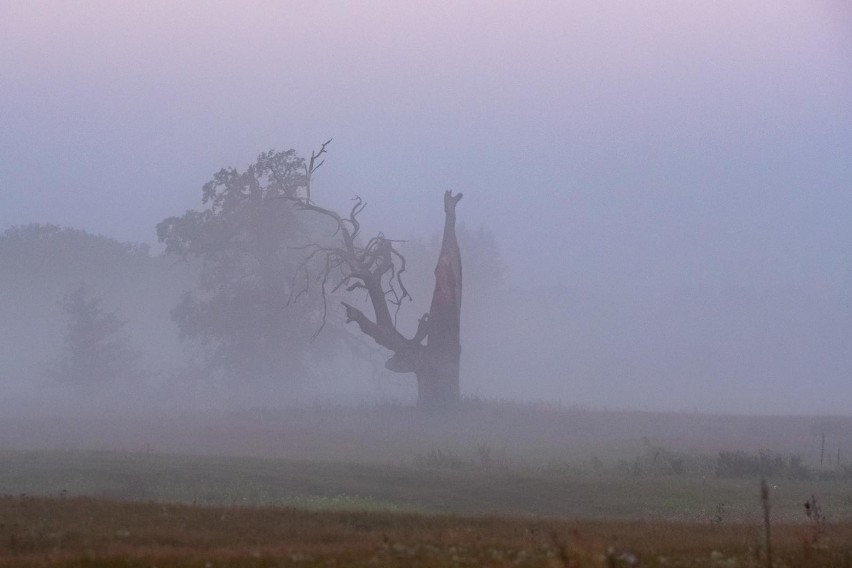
[{"x1": 2, "y1": 1, "x2": 851, "y2": 413}]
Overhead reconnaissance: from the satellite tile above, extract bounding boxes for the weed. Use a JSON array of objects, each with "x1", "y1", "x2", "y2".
[
  {"x1": 802, "y1": 494, "x2": 828, "y2": 555},
  {"x1": 761, "y1": 478, "x2": 772, "y2": 568},
  {"x1": 2, "y1": 495, "x2": 852, "y2": 566},
  {"x1": 711, "y1": 501, "x2": 728, "y2": 526}
]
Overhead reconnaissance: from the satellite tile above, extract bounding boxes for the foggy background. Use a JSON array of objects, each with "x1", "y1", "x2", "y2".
[{"x1": 1, "y1": 2, "x2": 851, "y2": 415}]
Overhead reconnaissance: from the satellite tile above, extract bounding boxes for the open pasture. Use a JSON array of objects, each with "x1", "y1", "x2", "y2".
[
  {"x1": 3, "y1": 401, "x2": 852, "y2": 467},
  {"x1": 2, "y1": 448, "x2": 852, "y2": 523},
  {"x1": 2, "y1": 403, "x2": 852, "y2": 565}
]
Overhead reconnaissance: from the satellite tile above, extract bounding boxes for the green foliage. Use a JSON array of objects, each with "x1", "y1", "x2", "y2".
[
  {"x1": 156, "y1": 150, "x2": 342, "y2": 384},
  {"x1": 47, "y1": 284, "x2": 147, "y2": 389}
]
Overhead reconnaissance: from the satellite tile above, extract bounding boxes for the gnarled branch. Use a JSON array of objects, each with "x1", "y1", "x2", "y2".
[{"x1": 284, "y1": 141, "x2": 423, "y2": 370}]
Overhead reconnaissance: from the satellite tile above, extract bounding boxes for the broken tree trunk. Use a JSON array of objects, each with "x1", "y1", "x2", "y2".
[
  {"x1": 416, "y1": 190, "x2": 463, "y2": 407},
  {"x1": 294, "y1": 175, "x2": 463, "y2": 408}
]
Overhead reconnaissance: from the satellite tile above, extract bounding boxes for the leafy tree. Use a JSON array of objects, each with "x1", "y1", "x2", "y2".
[
  {"x1": 0, "y1": 224, "x2": 185, "y2": 391},
  {"x1": 0, "y1": 224, "x2": 151, "y2": 291},
  {"x1": 48, "y1": 284, "x2": 146, "y2": 389},
  {"x1": 156, "y1": 149, "x2": 342, "y2": 384}
]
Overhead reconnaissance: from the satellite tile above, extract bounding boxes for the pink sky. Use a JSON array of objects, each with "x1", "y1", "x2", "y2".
[{"x1": 2, "y1": 1, "x2": 851, "y2": 411}]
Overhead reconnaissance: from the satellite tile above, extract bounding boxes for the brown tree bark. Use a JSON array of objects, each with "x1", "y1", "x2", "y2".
[
  {"x1": 288, "y1": 146, "x2": 463, "y2": 407},
  {"x1": 416, "y1": 191, "x2": 463, "y2": 407},
  {"x1": 334, "y1": 191, "x2": 463, "y2": 407}
]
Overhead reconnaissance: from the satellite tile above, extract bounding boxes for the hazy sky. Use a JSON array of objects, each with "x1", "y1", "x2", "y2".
[
  {"x1": 2, "y1": 1, "x2": 849, "y2": 288},
  {"x1": 2, "y1": 2, "x2": 851, "y2": 412}
]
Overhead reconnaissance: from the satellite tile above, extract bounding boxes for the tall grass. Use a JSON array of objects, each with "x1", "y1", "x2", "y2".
[{"x1": 1, "y1": 495, "x2": 851, "y2": 567}]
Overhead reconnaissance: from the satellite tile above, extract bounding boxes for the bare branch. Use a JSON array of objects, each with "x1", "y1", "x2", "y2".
[
  {"x1": 312, "y1": 255, "x2": 334, "y2": 337},
  {"x1": 344, "y1": 196, "x2": 365, "y2": 238},
  {"x1": 303, "y1": 138, "x2": 333, "y2": 204},
  {"x1": 390, "y1": 247, "x2": 411, "y2": 304},
  {"x1": 287, "y1": 269, "x2": 310, "y2": 306},
  {"x1": 413, "y1": 313, "x2": 430, "y2": 344},
  {"x1": 284, "y1": 142, "x2": 428, "y2": 365},
  {"x1": 341, "y1": 302, "x2": 409, "y2": 353},
  {"x1": 330, "y1": 274, "x2": 358, "y2": 294}
]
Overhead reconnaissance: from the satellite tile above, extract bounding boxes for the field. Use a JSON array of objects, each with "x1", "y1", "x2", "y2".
[
  {"x1": 2, "y1": 402, "x2": 852, "y2": 565},
  {"x1": 2, "y1": 495, "x2": 852, "y2": 567}
]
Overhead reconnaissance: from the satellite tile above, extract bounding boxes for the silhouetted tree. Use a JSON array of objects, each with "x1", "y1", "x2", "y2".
[
  {"x1": 0, "y1": 224, "x2": 191, "y2": 390},
  {"x1": 0, "y1": 224, "x2": 151, "y2": 289},
  {"x1": 156, "y1": 150, "x2": 343, "y2": 384},
  {"x1": 287, "y1": 142, "x2": 465, "y2": 407},
  {"x1": 48, "y1": 284, "x2": 145, "y2": 389}
]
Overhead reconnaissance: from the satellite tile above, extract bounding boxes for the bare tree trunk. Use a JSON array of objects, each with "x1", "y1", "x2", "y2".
[
  {"x1": 416, "y1": 191, "x2": 463, "y2": 407},
  {"x1": 291, "y1": 157, "x2": 463, "y2": 408}
]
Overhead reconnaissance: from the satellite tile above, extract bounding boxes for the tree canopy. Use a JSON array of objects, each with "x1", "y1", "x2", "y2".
[
  {"x1": 47, "y1": 284, "x2": 147, "y2": 389},
  {"x1": 156, "y1": 150, "x2": 344, "y2": 384}
]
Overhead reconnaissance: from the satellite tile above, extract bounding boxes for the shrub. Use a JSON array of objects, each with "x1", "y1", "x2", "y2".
[{"x1": 715, "y1": 450, "x2": 812, "y2": 479}]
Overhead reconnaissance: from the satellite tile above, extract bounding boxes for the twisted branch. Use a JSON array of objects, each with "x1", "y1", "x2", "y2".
[{"x1": 283, "y1": 141, "x2": 425, "y2": 369}]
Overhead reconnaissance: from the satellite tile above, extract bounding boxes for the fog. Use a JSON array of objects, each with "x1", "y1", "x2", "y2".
[{"x1": 1, "y1": 2, "x2": 851, "y2": 417}]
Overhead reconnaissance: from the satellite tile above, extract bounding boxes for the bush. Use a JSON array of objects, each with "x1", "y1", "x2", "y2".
[{"x1": 715, "y1": 450, "x2": 812, "y2": 479}]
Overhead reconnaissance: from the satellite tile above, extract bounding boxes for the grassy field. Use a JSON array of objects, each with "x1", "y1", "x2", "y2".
[
  {"x1": 2, "y1": 449, "x2": 852, "y2": 523},
  {"x1": 3, "y1": 401, "x2": 852, "y2": 467},
  {"x1": 1, "y1": 495, "x2": 851, "y2": 567},
  {"x1": 2, "y1": 403, "x2": 852, "y2": 565}
]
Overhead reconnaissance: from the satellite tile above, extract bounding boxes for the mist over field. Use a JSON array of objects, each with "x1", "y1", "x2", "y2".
[
  {"x1": 5, "y1": 11, "x2": 852, "y2": 566},
  {"x1": 1, "y1": 1, "x2": 851, "y2": 418}
]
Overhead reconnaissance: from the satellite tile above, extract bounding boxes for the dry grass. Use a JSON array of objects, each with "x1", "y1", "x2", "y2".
[
  {"x1": 2, "y1": 404, "x2": 852, "y2": 566},
  {"x1": 1, "y1": 495, "x2": 851, "y2": 567}
]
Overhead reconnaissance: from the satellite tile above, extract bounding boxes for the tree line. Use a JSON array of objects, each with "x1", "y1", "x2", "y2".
[{"x1": 0, "y1": 145, "x2": 504, "y2": 407}]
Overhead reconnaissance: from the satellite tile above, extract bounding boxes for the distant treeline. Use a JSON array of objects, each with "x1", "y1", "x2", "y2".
[{"x1": 0, "y1": 217, "x2": 504, "y2": 400}]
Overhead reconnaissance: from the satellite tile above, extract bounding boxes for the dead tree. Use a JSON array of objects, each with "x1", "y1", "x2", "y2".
[
  {"x1": 418, "y1": 190, "x2": 463, "y2": 405},
  {"x1": 287, "y1": 144, "x2": 463, "y2": 407}
]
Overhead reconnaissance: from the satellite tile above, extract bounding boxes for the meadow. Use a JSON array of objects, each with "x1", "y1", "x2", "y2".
[
  {"x1": 2, "y1": 401, "x2": 852, "y2": 565},
  {"x1": 1, "y1": 495, "x2": 852, "y2": 567}
]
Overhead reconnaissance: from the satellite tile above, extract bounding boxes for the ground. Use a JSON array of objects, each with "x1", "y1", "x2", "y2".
[
  {"x1": 1, "y1": 495, "x2": 851, "y2": 567},
  {"x1": 1, "y1": 401, "x2": 852, "y2": 566}
]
